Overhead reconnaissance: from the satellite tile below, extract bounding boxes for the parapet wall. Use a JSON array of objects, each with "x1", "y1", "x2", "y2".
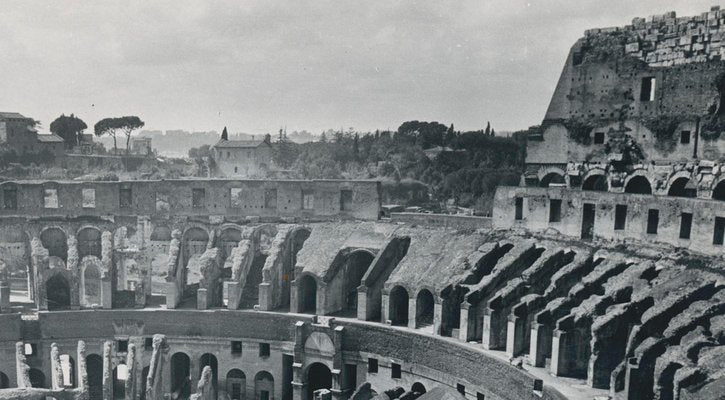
[
  {"x1": 493, "y1": 186, "x2": 725, "y2": 256},
  {"x1": 0, "y1": 179, "x2": 381, "y2": 221}
]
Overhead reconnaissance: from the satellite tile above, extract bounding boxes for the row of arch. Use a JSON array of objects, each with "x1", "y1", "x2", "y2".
[{"x1": 540, "y1": 170, "x2": 725, "y2": 200}]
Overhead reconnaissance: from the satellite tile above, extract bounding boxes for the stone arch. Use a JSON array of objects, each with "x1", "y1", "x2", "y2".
[
  {"x1": 667, "y1": 176, "x2": 697, "y2": 198},
  {"x1": 226, "y1": 369, "x2": 246, "y2": 400},
  {"x1": 298, "y1": 273, "x2": 317, "y2": 314},
  {"x1": 200, "y1": 353, "x2": 218, "y2": 397},
  {"x1": 150, "y1": 226, "x2": 172, "y2": 241},
  {"x1": 0, "y1": 228, "x2": 32, "y2": 298},
  {"x1": 46, "y1": 271, "x2": 71, "y2": 310},
  {"x1": 86, "y1": 354, "x2": 103, "y2": 399},
  {"x1": 415, "y1": 288, "x2": 435, "y2": 328},
  {"x1": 219, "y1": 226, "x2": 243, "y2": 262},
  {"x1": 77, "y1": 226, "x2": 102, "y2": 259},
  {"x1": 712, "y1": 178, "x2": 725, "y2": 201},
  {"x1": 60, "y1": 354, "x2": 76, "y2": 388},
  {"x1": 254, "y1": 371, "x2": 274, "y2": 400},
  {"x1": 305, "y1": 363, "x2": 332, "y2": 399},
  {"x1": 389, "y1": 285, "x2": 410, "y2": 326},
  {"x1": 340, "y1": 249, "x2": 376, "y2": 313},
  {"x1": 170, "y1": 352, "x2": 191, "y2": 399},
  {"x1": 581, "y1": 172, "x2": 609, "y2": 191},
  {"x1": 624, "y1": 175, "x2": 652, "y2": 195},
  {"x1": 0, "y1": 371, "x2": 8, "y2": 389},
  {"x1": 29, "y1": 368, "x2": 45, "y2": 388},
  {"x1": 411, "y1": 382, "x2": 426, "y2": 394},
  {"x1": 40, "y1": 226, "x2": 68, "y2": 262},
  {"x1": 538, "y1": 167, "x2": 567, "y2": 188},
  {"x1": 80, "y1": 257, "x2": 102, "y2": 307},
  {"x1": 304, "y1": 332, "x2": 335, "y2": 357}
]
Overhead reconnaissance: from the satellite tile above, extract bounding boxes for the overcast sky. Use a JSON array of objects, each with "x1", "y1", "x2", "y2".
[{"x1": 0, "y1": 1, "x2": 717, "y2": 135}]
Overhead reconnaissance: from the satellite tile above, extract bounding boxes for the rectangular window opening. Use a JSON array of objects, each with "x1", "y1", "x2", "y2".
[
  {"x1": 680, "y1": 131, "x2": 691, "y2": 144},
  {"x1": 192, "y1": 188, "x2": 205, "y2": 208},
  {"x1": 368, "y1": 358, "x2": 378, "y2": 373},
  {"x1": 340, "y1": 189, "x2": 354, "y2": 211},
  {"x1": 679, "y1": 212, "x2": 693, "y2": 240},
  {"x1": 3, "y1": 188, "x2": 17, "y2": 210},
  {"x1": 477, "y1": 393, "x2": 485, "y2": 400},
  {"x1": 515, "y1": 197, "x2": 523, "y2": 220},
  {"x1": 647, "y1": 209, "x2": 659, "y2": 235},
  {"x1": 44, "y1": 188, "x2": 59, "y2": 209},
  {"x1": 614, "y1": 204, "x2": 627, "y2": 231},
  {"x1": 264, "y1": 189, "x2": 277, "y2": 209},
  {"x1": 594, "y1": 131, "x2": 605, "y2": 144},
  {"x1": 82, "y1": 188, "x2": 96, "y2": 208},
  {"x1": 549, "y1": 199, "x2": 562, "y2": 223},
  {"x1": 391, "y1": 362, "x2": 401, "y2": 379},
  {"x1": 259, "y1": 342, "x2": 270, "y2": 357},
  {"x1": 640, "y1": 77, "x2": 656, "y2": 101},
  {"x1": 117, "y1": 340, "x2": 128, "y2": 353},
  {"x1": 714, "y1": 217, "x2": 725, "y2": 246},
  {"x1": 457, "y1": 384, "x2": 466, "y2": 396},
  {"x1": 144, "y1": 337, "x2": 153, "y2": 350},
  {"x1": 231, "y1": 341, "x2": 242, "y2": 355},
  {"x1": 119, "y1": 188, "x2": 132, "y2": 208},
  {"x1": 302, "y1": 190, "x2": 314, "y2": 210}
]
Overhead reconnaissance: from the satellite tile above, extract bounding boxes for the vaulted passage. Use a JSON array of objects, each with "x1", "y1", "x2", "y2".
[
  {"x1": 182, "y1": 227, "x2": 209, "y2": 269},
  {"x1": 582, "y1": 174, "x2": 608, "y2": 191},
  {"x1": 415, "y1": 289, "x2": 435, "y2": 328},
  {"x1": 713, "y1": 180, "x2": 725, "y2": 200},
  {"x1": 219, "y1": 227, "x2": 242, "y2": 263},
  {"x1": 390, "y1": 286, "x2": 409, "y2": 326},
  {"x1": 540, "y1": 172, "x2": 566, "y2": 188},
  {"x1": 625, "y1": 176, "x2": 652, "y2": 194},
  {"x1": 667, "y1": 177, "x2": 697, "y2": 198},
  {"x1": 226, "y1": 369, "x2": 245, "y2": 400},
  {"x1": 254, "y1": 371, "x2": 274, "y2": 400},
  {"x1": 306, "y1": 363, "x2": 332, "y2": 399},
  {"x1": 298, "y1": 275, "x2": 317, "y2": 314},
  {"x1": 282, "y1": 228, "x2": 311, "y2": 309},
  {"x1": 82, "y1": 261, "x2": 101, "y2": 307},
  {"x1": 170, "y1": 352, "x2": 191, "y2": 399},
  {"x1": 340, "y1": 250, "x2": 375, "y2": 313},
  {"x1": 239, "y1": 254, "x2": 266, "y2": 309},
  {"x1": 46, "y1": 273, "x2": 70, "y2": 310},
  {"x1": 29, "y1": 368, "x2": 45, "y2": 388}
]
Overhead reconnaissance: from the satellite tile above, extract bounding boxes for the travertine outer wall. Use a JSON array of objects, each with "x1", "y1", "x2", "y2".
[
  {"x1": 493, "y1": 186, "x2": 725, "y2": 256},
  {"x1": 0, "y1": 179, "x2": 381, "y2": 221}
]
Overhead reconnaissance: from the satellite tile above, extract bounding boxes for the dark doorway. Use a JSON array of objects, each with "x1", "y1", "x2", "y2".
[
  {"x1": 581, "y1": 203, "x2": 595, "y2": 240},
  {"x1": 282, "y1": 354, "x2": 294, "y2": 400},
  {"x1": 582, "y1": 175, "x2": 608, "y2": 191},
  {"x1": 714, "y1": 217, "x2": 725, "y2": 246},
  {"x1": 539, "y1": 173, "x2": 565, "y2": 188},
  {"x1": 415, "y1": 289, "x2": 435, "y2": 328},
  {"x1": 140, "y1": 366, "x2": 149, "y2": 400},
  {"x1": 389, "y1": 286, "x2": 409, "y2": 326},
  {"x1": 227, "y1": 369, "x2": 245, "y2": 400},
  {"x1": 342, "y1": 251, "x2": 375, "y2": 313},
  {"x1": 41, "y1": 227, "x2": 68, "y2": 262},
  {"x1": 298, "y1": 275, "x2": 317, "y2": 314},
  {"x1": 306, "y1": 363, "x2": 332, "y2": 399},
  {"x1": 412, "y1": 382, "x2": 427, "y2": 395},
  {"x1": 78, "y1": 227, "x2": 102, "y2": 259},
  {"x1": 29, "y1": 368, "x2": 45, "y2": 388},
  {"x1": 170, "y1": 352, "x2": 191, "y2": 399},
  {"x1": 713, "y1": 180, "x2": 725, "y2": 201},
  {"x1": 87, "y1": 354, "x2": 103, "y2": 400},
  {"x1": 0, "y1": 372, "x2": 8, "y2": 389},
  {"x1": 283, "y1": 229, "x2": 310, "y2": 309},
  {"x1": 46, "y1": 273, "x2": 71, "y2": 310},
  {"x1": 668, "y1": 178, "x2": 697, "y2": 198}
]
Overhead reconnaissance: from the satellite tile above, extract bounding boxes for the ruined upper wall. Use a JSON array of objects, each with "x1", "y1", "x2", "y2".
[{"x1": 0, "y1": 179, "x2": 381, "y2": 221}]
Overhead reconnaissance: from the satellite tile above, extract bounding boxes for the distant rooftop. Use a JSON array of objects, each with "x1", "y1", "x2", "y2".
[
  {"x1": 36, "y1": 134, "x2": 64, "y2": 143},
  {"x1": 0, "y1": 112, "x2": 27, "y2": 119},
  {"x1": 213, "y1": 139, "x2": 268, "y2": 148}
]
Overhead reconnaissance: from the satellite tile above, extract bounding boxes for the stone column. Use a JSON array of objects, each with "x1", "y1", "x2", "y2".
[
  {"x1": 433, "y1": 298, "x2": 443, "y2": 335},
  {"x1": 317, "y1": 282, "x2": 327, "y2": 315},
  {"x1": 624, "y1": 357, "x2": 642, "y2": 400},
  {"x1": 166, "y1": 281, "x2": 180, "y2": 309},
  {"x1": 50, "y1": 343, "x2": 63, "y2": 390},
  {"x1": 77, "y1": 341, "x2": 89, "y2": 397},
  {"x1": 458, "y1": 303, "x2": 470, "y2": 342},
  {"x1": 102, "y1": 341, "x2": 113, "y2": 400},
  {"x1": 101, "y1": 276, "x2": 113, "y2": 309},
  {"x1": 125, "y1": 343, "x2": 137, "y2": 400},
  {"x1": 225, "y1": 281, "x2": 240, "y2": 310},
  {"x1": 407, "y1": 297, "x2": 417, "y2": 329},
  {"x1": 258, "y1": 281, "x2": 271, "y2": 311},
  {"x1": 529, "y1": 323, "x2": 549, "y2": 367},
  {"x1": 356, "y1": 286, "x2": 368, "y2": 320},
  {"x1": 0, "y1": 280, "x2": 10, "y2": 313},
  {"x1": 381, "y1": 293, "x2": 390, "y2": 324},
  {"x1": 292, "y1": 362, "x2": 306, "y2": 400},
  {"x1": 330, "y1": 369, "x2": 344, "y2": 400},
  {"x1": 482, "y1": 309, "x2": 494, "y2": 349},
  {"x1": 197, "y1": 288, "x2": 208, "y2": 310},
  {"x1": 15, "y1": 342, "x2": 31, "y2": 388},
  {"x1": 290, "y1": 280, "x2": 300, "y2": 313},
  {"x1": 506, "y1": 314, "x2": 526, "y2": 358},
  {"x1": 550, "y1": 329, "x2": 568, "y2": 376}
]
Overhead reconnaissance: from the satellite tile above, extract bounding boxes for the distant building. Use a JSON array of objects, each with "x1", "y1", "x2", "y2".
[
  {"x1": 211, "y1": 133, "x2": 274, "y2": 177},
  {"x1": 130, "y1": 137, "x2": 153, "y2": 156},
  {"x1": 422, "y1": 146, "x2": 463, "y2": 160},
  {"x1": 0, "y1": 112, "x2": 65, "y2": 157}
]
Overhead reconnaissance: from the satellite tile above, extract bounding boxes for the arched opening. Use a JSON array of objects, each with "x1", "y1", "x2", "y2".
[
  {"x1": 219, "y1": 227, "x2": 242, "y2": 263},
  {"x1": 239, "y1": 251, "x2": 266, "y2": 310},
  {"x1": 712, "y1": 180, "x2": 725, "y2": 201},
  {"x1": 77, "y1": 227, "x2": 102, "y2": 259},
  {"x1": 170, "y1": 352, "x2": 191, "y2": 399},
  {"x1": 389, "y1": 286, "x2": 409, "y2": 326},
  {"x1": 624, "y1": 176, "x2": 652, "y2": 194},
  {"x1": 226, "y1": 369, "x2": 246, "y2": 400},
  {"x1": 539, "y1": 172, "x2": 566, "y2": 188},
  {"x1": 41, "y1": 227, "x2": 68, "y2": 262},
  {"x1": 282, "y1": 228, "x2": 311, "y2": 309},
  {"x1": 411, "y1": 382, "x2": 427, "y2": 395},
  {"x1": 29, "y1": 368, "x2": 45, "y2": 388},
  {"x1": 306, "y1": 363, "x2": 332, "y2": 399},
  {"x1": 86, "y1": 354, "x2": 103, "y2": 400},
  {"x1": 0, "y1": 229, "x2": 31, "y2": 299},
  {"x1": 199, "y1": 353, "x2": 218, "y2": 397},
  {"x1": 82, "y1": 261, "x2": 102, "y2": 307},
  {"x1": 298, "y1": 275, "x2": 317, "y2": 314},
  {"x1": 113, "y1": 364, "x2": 127, "y2": 399},
  {"x1": 60, "y1": 354, "x2": 76, "y2": 388},
  {"x1": 415, "y1": 289, "x2": 435, "y2": 328},
  {"x1": 182, "y1": 228, "x2": 209, "y2": 303},
  {"x1": 183, "y1": 228, "x2": 209, "y2": 268},
  {"x1": 0, "y1": 372, "x2": 8, "y2": 389},
  {"x1": 254, "y1": 371, "x2": 274, "y2": 400},
  {"x1": 582, "y1": 174, "x2": 609, "y2": 191},
  {"x1": 668, "y1": 177, "x2": 697, "y2": 198},
  {"x1": 440, "y1": 286, "x2": 465, "y2": 337},
  {"x1": 149, "y1": 226, "x2": 172, "y2": 296},
  {"x1": 341, "y1": 250, "x2": 375, "y2": 314},
  {"x1": 46, "y1": 273, "x2": 71, "y2": 310}
]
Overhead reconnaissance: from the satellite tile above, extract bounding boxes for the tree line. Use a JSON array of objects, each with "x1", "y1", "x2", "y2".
[{"x1": 47, "y1": 114, "x2": 145, "y2": 155}]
